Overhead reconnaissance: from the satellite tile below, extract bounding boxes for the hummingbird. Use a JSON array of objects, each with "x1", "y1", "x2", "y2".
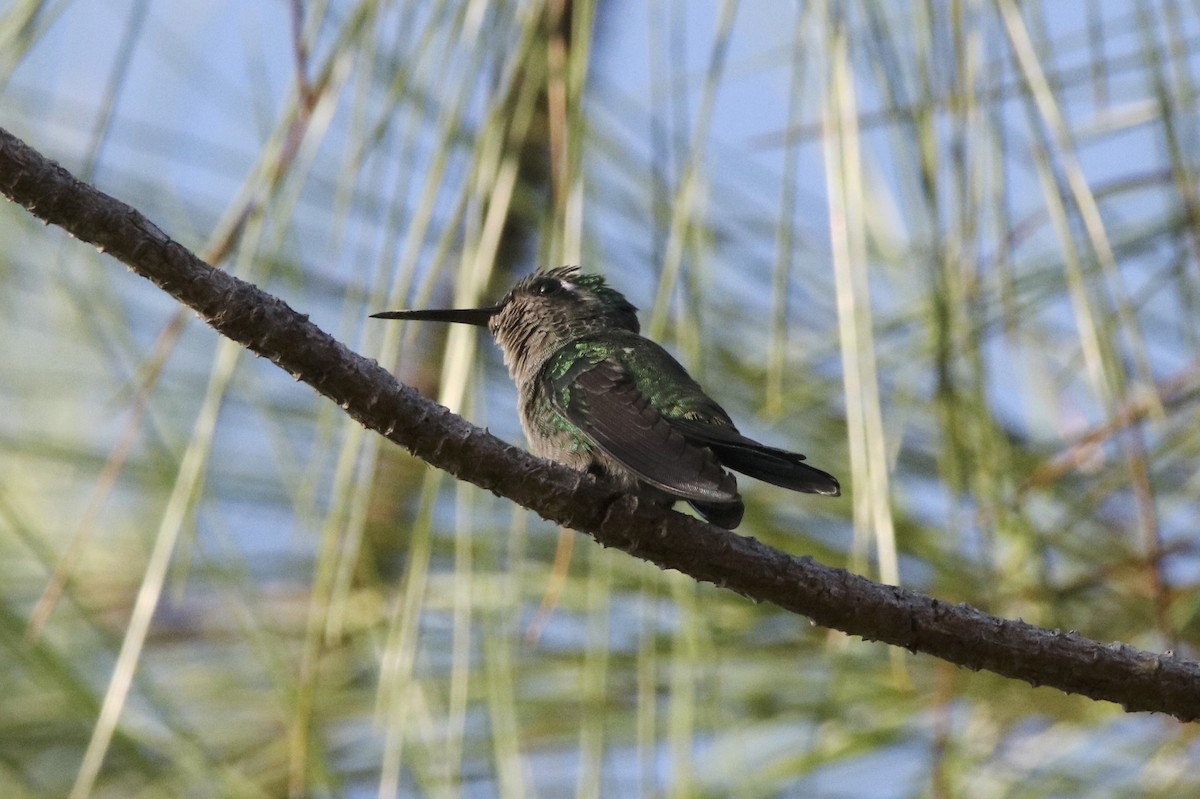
[{"x1": 372, "y1": 266, "x2": 839, "y2": 529}]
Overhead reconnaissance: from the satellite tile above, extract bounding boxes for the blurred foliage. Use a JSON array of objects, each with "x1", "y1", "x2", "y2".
[{"x1": 2, "y1": 0, "x2": 1200, "y2": 797}]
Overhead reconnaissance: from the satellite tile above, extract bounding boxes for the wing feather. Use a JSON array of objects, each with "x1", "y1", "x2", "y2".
[{"x1": 549, "y1": 357, "x2": 738, "y2": 504}]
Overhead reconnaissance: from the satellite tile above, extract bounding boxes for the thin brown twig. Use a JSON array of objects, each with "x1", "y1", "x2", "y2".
[
  {"x1": 290, "y1": 0, "x2": 315, "y2": 111},
  {"x1": 1024, "y1": 359, "x2": 1200, "y2": 489}
]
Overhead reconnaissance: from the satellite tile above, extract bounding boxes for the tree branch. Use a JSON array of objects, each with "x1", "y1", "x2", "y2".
[{"x1": 2, "y1": 125, "x2": 1197, "y2": 722}]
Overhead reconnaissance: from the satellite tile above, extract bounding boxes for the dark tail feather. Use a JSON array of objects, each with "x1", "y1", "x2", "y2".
[
  {"x1": 710, "y1": 445, "x2": 841, "y2": 497},
  {"x1": 668, "y1": 419, "x2": 841, "y2": 498}
]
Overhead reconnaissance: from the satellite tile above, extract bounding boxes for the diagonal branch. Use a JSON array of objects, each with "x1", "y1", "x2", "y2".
[{"x1": 2, "y1": 126, "x2": 1197, "y2": 722}]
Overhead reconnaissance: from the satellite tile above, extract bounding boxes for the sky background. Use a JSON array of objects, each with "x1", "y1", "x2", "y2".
[{"x1": 3, "y1": 1, "x2": 1200, "y2": 797}]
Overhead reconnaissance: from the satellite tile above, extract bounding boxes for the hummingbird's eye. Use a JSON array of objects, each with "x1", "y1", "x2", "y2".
[{"x1": 533, "y1": 278, "x2": 565, "y2": 296}]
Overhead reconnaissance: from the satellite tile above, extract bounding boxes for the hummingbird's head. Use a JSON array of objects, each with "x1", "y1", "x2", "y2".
[
  {"x1": 371, "y1": 267, "x2": 640, "y2": 383},
  {"x1": 489, "y1": 266, "x2": 639, "y2": 380}
]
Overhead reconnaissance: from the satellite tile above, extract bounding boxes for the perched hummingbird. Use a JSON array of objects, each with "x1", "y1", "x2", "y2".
[{"x1": 372, "y1": 266, "x2": 839, "y2": 529}]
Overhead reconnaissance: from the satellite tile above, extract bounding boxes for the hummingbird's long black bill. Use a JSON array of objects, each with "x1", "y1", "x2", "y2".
[{"x1": 370, "y1": 306, "x2": 499, "y2": 326}]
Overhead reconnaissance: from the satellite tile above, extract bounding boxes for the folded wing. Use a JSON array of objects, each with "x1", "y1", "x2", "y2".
[{"x1": 549, "y1": 356, "x2": 740, "y2": 504}]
